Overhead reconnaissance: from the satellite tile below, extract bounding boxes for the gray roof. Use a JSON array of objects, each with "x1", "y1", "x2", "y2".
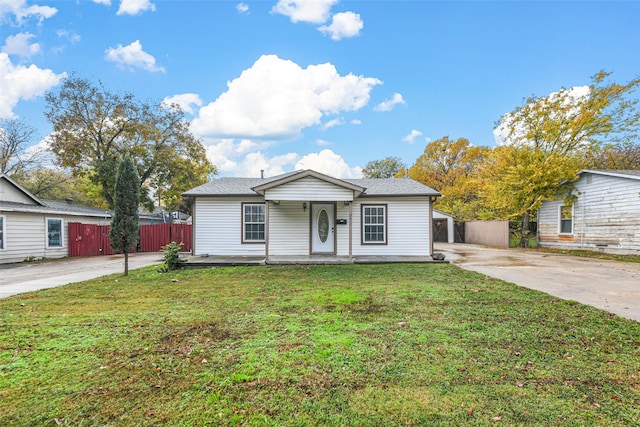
[
  {"x1": 581, "y1": 169, "x2": 640, "y2": 180},
  {"x1": 183, "y1": 170, "x2": 440, "y2": 197},
  {"x1": 0, "y1": 199, "x2": 111, "y2": 217}
]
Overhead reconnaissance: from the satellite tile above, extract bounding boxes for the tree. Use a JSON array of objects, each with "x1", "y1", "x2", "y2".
[
  {"x1": 406, "y1": 136, "x2": 489, "y2": 220},
  {"x1": 488, "y1": 71, "x2": 640, "y2": 247},
  {"x1": 0, "y1": 119, "x2": 46, "y2": 176},
  {"x1": 586, "y1": 141, "x2": 640, "y2": 170},
  {"x1": 110, "y1": 155, "x2": 140, "y2": 276},
  {"x1": 362, "y1": 156, "x2": 405, "y2": 178},
  {"x1": 45, "y1": 76, "x2": 215, "y2": 211},
  {"x1": 13, "y1": 167, "x2": 105, "y2": 207}
]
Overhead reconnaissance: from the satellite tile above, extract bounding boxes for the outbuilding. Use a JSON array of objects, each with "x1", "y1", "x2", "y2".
[
  {"x1": 0, "y1": 174, "x2": 111, "y2": 264},
  {"x1": 537, "y1": 169, "x2": 640, "y2": 255},
  {"x1": 183, "y1": 169, "x2": 441, "y2": 263}
]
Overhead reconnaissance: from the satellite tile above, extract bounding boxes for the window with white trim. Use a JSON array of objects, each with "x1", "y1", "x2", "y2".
[
  {"x1": 0, "y1": 215, "x2": 5, "y2": 250},
  {"x1": 242, "y1": 203, "x2": 265, "y2": 243},
  {"x1": 362, "y1": 204, "x2": 387, "y2": 244},
  {"x1": 47, "y1": 218, "x2": 63, "y2": 247},
  {"x1": 559, "y1": 205, "x2": 573, "y2": 234}
]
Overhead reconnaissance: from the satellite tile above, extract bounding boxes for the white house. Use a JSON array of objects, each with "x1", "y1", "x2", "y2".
[
  {"x1": 182, "y1": 169, "x2": 441, "y2": 262},
  {"x1": 0, "y1": 174, "x2": 111, "y2": 264},
  {"x1": 538, "y1": 169, "x2": 640, "y2": 255}
]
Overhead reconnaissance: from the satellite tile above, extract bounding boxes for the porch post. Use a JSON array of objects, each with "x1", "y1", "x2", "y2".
[
  {"x1": 265, "y1": 201, "x2": 269, "y2": 262},
  {"x1": 348, "y1": 201, "x2": 353, "y2": 262}
]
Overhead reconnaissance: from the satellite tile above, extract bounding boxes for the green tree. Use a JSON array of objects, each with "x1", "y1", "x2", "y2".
[
  {"x1": 110, "y1": 155, "x2": 140, "y2": 276},
  {"x1": 45, "y1": 75, "x2": 215, "y2": 211},
  {"x1": 362, "y1": 156, "x2": 405, "y2": 178},
  {"x1": 407, "y1": 136, "x2": 489, "y2": 220},
  {"x1": 488, "y1": 71, "x2": 640, "y2": 247}
]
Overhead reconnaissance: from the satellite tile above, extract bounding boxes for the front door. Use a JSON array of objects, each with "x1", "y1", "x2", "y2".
[{"x1": 311, "y1": 203, "x2": 335, "y2": 254}]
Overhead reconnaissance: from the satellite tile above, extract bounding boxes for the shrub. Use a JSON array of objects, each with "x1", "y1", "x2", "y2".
[{"x1": 161, "y1": 241, "x2": 185, "y2": 271}]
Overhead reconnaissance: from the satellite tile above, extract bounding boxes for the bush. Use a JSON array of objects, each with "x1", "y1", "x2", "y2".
[{"x1": 161, "y1": 241, "x2": 185, "y2": 271}]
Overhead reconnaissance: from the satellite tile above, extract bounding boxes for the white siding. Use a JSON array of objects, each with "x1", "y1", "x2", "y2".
[
  {"x1": 268, "y1": 201, "x2": 311, "y2": 256},
  {"x1": 264, "y1": 176, "x2": 354, "y2": 201},
  {"x1": 0, "y1": 212, "x2": 108, "y2": 264},
  {"x1": 538, "y1": 173, "x2": 640, "y2": 254},
  {"x1": 0, "y1": 178, "x2": 37, "y2": 204},
  {"x1": 193, "y1": 197, "x2": 265, "y2": 256},
  {"x1": 352, "y1": 197, "x2": 431, "y2": 256}
]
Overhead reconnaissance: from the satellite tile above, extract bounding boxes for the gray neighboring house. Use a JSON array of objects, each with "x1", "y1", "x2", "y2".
[
  {"x1": 183, "y1": 169, "x2": 441, "y2": 262},
  {"x1": 0, "y1": 174, "x2": 111, "y2": 264},
  {"x1": 538, "y1": 169, "x2": 640, "y2": 255}
]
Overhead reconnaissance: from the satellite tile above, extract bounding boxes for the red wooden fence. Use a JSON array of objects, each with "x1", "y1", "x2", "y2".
[
  {"x1": 68, "y1": 222, "x2": 115, "y2": 257},
  {"x1": 139, "y1": 223, "x2": 192, "y2": 253},
  {"x1": 68, "y1": 222, "x2": 192, "y2": 257}
]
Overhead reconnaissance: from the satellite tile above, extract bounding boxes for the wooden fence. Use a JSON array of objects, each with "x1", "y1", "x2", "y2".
[{"x1": 68, "y1": 222, "x2": 192, "y2": 257}]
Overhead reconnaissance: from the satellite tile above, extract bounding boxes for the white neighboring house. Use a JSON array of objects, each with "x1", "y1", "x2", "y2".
[
  {"x1": 182, "y1": 169, "x2": 441, "y2": 262},
  {"x1": 538, "y1": 169, "x2": 640, "y2": 255},
  {"x1": 0, "y1": 174, "x2": 111, "y2": 264},
  {"x1": 433, "y1": 209, "x2": 455, "y2": 244}
]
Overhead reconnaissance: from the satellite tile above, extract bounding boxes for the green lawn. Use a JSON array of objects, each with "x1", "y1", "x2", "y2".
[{"x1": 1, "y1": 264, "x2": 639, "y2": 426}]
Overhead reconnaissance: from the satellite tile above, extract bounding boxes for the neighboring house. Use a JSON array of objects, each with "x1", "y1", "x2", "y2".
[
  {"x1": 182, "y1": 169, "x2": 441, "y2": 262},
  {"x1": 139, "y1": 207, "x2": 190, "y2": 225},
  {"x1": 538, "y1": 169, "x2": 640, "y2": 255},
  {"x1": 432, "y1": 209, "x2": 455, "y2": 243},
  {"x1": 0, "y1": 174, "x2": 111, "y2": 264}
]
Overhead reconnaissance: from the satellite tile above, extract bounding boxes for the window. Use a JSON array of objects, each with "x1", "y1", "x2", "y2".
[
  {"x1": 47, "y1": 218, "x2": 63, "y2": 247},
  {"x1": 559, "y1": 205, "x2": 573, "y2": 234},
  {"x1": 362, "y1": 204, "x2": 387, "y2": 244},
  {"x1": 242, "y1": 203, "x2": 265, "y2": 243},
  {"x1": 0, "y1": 215, "x2": 5, "y2": 250}
]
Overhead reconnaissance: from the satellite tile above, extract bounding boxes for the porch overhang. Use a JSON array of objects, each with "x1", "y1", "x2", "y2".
[{"x1": 251, "y1": 169, "x2": 366, "y2": 201}]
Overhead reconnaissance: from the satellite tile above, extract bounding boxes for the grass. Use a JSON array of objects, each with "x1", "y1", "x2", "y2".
[{"x1": 1, "y1": 263, "x2": 639, "y2": 426}]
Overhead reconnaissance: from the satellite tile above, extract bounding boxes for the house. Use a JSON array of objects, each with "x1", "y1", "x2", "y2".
[
  {"x1": 182, "y1": 169, "x2": 441, "y2": 263},
  {"x1": 538, "y1": 169, "x2": 640, "y2": 255},
  {"x1": 432, "y1": 209, "x2": 455, "y2": 243},
  {"x1": 0, "y1": 174, "x2": 111, "y2": 264}
]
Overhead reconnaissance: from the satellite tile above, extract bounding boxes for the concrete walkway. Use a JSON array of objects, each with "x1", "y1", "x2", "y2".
[
  {"x1": 0, "y1": 253, "x2": 162, "y2": 299},
  {"x1": 435, "y1": 243, "x2": 640, "y2": 322}
]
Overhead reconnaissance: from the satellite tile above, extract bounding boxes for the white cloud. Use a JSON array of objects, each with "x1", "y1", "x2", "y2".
[
  {"x1": 204, "y1": 138, "x2": 279, "y2": 176},
  {"x1": 117, "y1": 0, "x2": 155, "y2": 16},
  {"x1": 0, "y1": 0, "x2": 57, "y2": 25},
  {"x1": 57, "y1": 29, "x2": 81, "y2": 43},
  {"x1": 162, "y1": 93, "x2": 202, "y2": 115},
  {"x1": 494, "y1": 85, "x2": 591, "y2": 146},
  {"x1": 315, "y1": 139, "x2": 332, "y2": 146},
  {"x1": 236, "y1": 2, "x2": 249, "y2": 14},
  {"x1": 322, "y1": 117, "x2": 343, "y2": 129},
  {"x1": 374, "y1": 93, "x2": 405, "y2": 112},
  {"x1": 402, "y1": 129, "x2": 422, "y2": 144},
  {"x1": 192, "y1": 54, "x2": 381, "y2": 139},
  {"x1": 104, "y1": 40, "x2": 165, "y2": 72},
  {"x1": 93, "y1": 0, "x2": 111, "y2": 5},
  {"x1": 2, "y1": 32, "x2": 40, "y2": 57},
  {"x1": 271, "y1": 0, "x2": 337, "y2": 24},
  {"x1": 0, "y1": 52, "x2": 65, "y2": 118},
  {"x1": 350, "y1": 119, "x2": 361, "y2": 125},
  {"x1": 318, "y1": 11, "x2": 363, "y2": 40},
  {"x1": 295, "y1": 149, "x2": 362, "y2": 178}
]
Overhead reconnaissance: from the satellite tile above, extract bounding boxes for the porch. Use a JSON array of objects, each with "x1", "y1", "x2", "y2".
[{"x1": 182, "y1": 254, "x2": 447, "y2": 268}]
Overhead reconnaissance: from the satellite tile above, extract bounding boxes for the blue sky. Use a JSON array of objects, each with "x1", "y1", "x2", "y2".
[{"x1": 1, "y1": 0, "x2": 639, "y2": 178}]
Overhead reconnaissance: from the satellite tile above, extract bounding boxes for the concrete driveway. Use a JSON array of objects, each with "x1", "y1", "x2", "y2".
[
  {"x1": 436, "y1": 243, "x2": 640, "y2": 322},
  {"x1": 0, "y1": 253, "x2": 162, "y2": 299}
]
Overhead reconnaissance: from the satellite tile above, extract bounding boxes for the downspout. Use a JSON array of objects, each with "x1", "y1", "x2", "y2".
[
  {"x1": 348, "y1": 201, "x2": 353, "y2": 263},
  {"x1": 265, "y1": 201, "x2": 269, "y2": 263},
  {"x1": 429, "y1": 196, "x2": 435, "y2": 256}
]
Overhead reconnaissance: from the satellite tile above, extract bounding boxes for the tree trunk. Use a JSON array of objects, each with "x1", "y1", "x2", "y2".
[
  {"x1": 520, "y1": 209, "x2": 531, "y2": 248},
  {"x1": 124, "y1": 251, "x2": 129, "y2": 276}
]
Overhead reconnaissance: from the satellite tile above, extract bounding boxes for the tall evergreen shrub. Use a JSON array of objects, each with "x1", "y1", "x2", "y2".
[{"x1": 109, "y1": 155, "x2": 140, "y2": 276}]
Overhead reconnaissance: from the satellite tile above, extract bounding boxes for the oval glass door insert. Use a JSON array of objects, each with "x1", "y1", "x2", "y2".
[{"x1": 318, "y1": 209, "x2": 329, "y2": 243}]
